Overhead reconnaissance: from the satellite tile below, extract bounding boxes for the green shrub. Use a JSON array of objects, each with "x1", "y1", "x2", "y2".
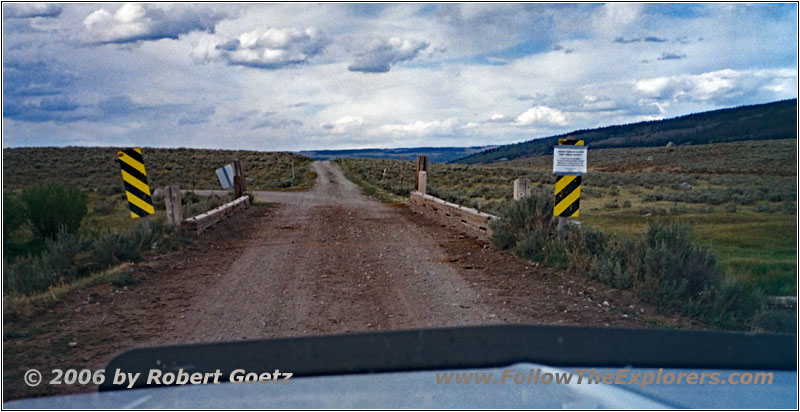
[
  {"x1": 514, "y1": 227, "x2": 552, "y2": 263},
  {"x1": 92, "y1": 198, "x2": 118, "y2": 215},
  {"x1": 590, "y1": 237, "x2": 637, "y2": 289},
  {"x1": 668, "y1": 203, "x2": 689, "y2": 215},
  {"x1": 490, "y1": 192, "x2": 554, "y2": 250},
  {"x1": 491, "y1": 200, "x2": 760, "y2": 330},
  {"x1": 4, "y1": 256, "x2": 54, "y2": 296},
  {"x1": 3, "y1": 220, "x2": 165, "y2": 296},
  {"x1": 753, "y1": 308, "x2": 796, "y2": 333},
  {"x1": 93, "y1": 231, "x2": 141, "y2": 267},
  {"x1": 638, "y1": 222, "x2": 719, "y2": 302},
  {"x1": 20, "y1": 182, "x2": 87, "y2": 239},
  {"x1": 688, "y1": 278, "x2": 761, "y2": 330},
  {"x1": 182, "y1": 194, "x2": 228, "y2": 218},
  {"x1": 107, "y1": 270, "x2": 137, "y2": 287},
  {"x1": 563, "y1": 226, "x2": 609, "y2": 276},
  {"x1": 3, "y1": 193, "x2": 27, "y2": 241},
  {"x1": 99, "y1": 184, "x2": 124, "y2": 195},
  {"x1": 639, "y1": 206, "x2": 666, "y2": 216},
  {"x1": 3, "y1": 230, "x2": 94, "y2": 295}
]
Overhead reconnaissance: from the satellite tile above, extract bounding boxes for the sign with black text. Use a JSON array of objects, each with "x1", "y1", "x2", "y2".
[{"x1": 552, "y1": 146, "x2": 587, "y2": 175}]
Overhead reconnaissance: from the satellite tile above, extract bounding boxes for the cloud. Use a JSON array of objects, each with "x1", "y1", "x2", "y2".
[
  {"x1": 613, "y1": 36, "x2": 641, "y2": 44},
  {"x1": 38, "y1": 96, "x2": 80, "y2": 112},
  {"x1": 551, "y1": 44, "x2": 574, "y2": 54},
  {"x1": 614, "y1": 35, "x2": 667, "y2": 44},
  {"x1": 432, "y1": 4, "x2": 589, "y2": 57},
  {"x1": 643, "y1": 36, "x2": 667, "y2": 43},
  {"x1": 3, "y1": 60, "x2": 74, "y2": 96},
  {"x1": 348, "y1": 37, "x2": 429, "y2": 73},
  {"x1": 97, "y1": 95, "x2": 156, "y2": 116},
  {"x1": 513, "y1": 106, "x2": 568, "y2": 126},
  {"x1": 3, "y1": 4, "x2": 62, "y2": 19},
  {"x1": 82, "y1": 3, "x2": 225, "y2": 45},
  {"x1": 658, "y1": 51, "x2": 687, "y2": 60},
  {"x1": 243, "y1": 111, "x2": 303, "y2": 130},
  {"x1": 321, "y1": 115, "x2": 364, "y2": 133},
  {"x1": 178, "y1": 106, "x2": 215, "y2": 125},
  {"x1": 376, "y1": 118, "x2": 458, "y2": 136},
  {"x1": 3, "y1": 96, "x2": 86, "y2": 123},
  {"x1": 2, "y1": 94, "x2": 215, "y2": 125},
  {"x1": 633, "y1": 69, "x2": 795, "y2": 103},
  {"x1": 252, "y1": 118, "x2": 303, "y2": 130},
  {"x1": 192, "y1": 27, "x2": 327, "y2": 69},
  {"x1": 592, "y1": 3, "x2": 643, "y2": 37},
  {"x1": 3, "y1": 101, "x2": 83, "y2": 123}
]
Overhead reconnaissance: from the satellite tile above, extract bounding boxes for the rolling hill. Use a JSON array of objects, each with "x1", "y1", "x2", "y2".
[{"x1": 456, "y1": 99, "x2": 797, "y2": 164}]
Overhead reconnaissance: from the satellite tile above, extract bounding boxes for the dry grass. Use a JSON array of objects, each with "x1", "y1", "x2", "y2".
[
  {"x1": 3, "y1": 263, "x2": 133, "y2": 320},
  {"x1": 337, "y1": 139, "x2": 797, "y2": 296},
  {"x1": 3, "y1": 147, "x2": 314, "y2": 192}
]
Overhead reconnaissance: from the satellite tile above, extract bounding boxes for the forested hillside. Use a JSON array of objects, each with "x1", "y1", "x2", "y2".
[{"x1": 457, "y1": 99, "x2": 797, "y2": 164}]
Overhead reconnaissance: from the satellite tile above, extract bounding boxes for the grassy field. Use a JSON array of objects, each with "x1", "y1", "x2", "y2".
[
  {"x1": 3, "y1": 147, "x2": 314, "y2": 299},
  {"x1": 337, "y1": 139, "x2": 797, "y2": 296},
  {"x1": 4, "y1": 146, "x2": 314, "y2": 251},
  {"x1": 3, "y1": 147, "x2": 314, "y2": 192}
]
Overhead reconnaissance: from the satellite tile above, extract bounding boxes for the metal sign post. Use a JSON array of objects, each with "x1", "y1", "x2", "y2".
[{"x1": 553, "y1": 138, "x2": 586, "y2": 238}]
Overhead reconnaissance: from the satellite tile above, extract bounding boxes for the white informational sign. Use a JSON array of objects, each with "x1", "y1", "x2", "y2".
[
  {"x1": 553, "y1": 146, "x2": 588, "y2": 175},
  {"x1": 215, "y1": 164, "x2": 235, "y2": 189}
]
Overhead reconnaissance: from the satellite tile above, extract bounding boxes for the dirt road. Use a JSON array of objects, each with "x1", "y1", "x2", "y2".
[
  {"x1": 171, "y1": 161, "x2": 504, "y2": 341},
  {"x1": 4, "y1": 161, "x2": 698, "y2": 400}
]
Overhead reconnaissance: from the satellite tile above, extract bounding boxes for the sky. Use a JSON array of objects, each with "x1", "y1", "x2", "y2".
[{"x1": 2, "y1": 3, "x2": 797, "y2": 151}]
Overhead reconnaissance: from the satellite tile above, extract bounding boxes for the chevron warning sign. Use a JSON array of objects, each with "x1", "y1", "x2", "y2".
[
  {"x1": 554, "y1": 175, "x2": 581, "y2": 217},
  {"x1": 117, "y1": 147, "x2": 155, "y2": 218},
  {"x1": 554, "y1": 139, "x2": 584, "y2": 217}
]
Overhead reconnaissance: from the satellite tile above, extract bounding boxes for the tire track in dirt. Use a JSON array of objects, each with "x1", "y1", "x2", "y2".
[{"x1": 165, "y1": 161, "x2": 505, "y2": 342}]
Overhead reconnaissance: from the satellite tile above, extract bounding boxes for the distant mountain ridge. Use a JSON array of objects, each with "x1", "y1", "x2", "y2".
[
  {"x1": 300, "y1": 146, "x2": 496, "y2": 163},
  {"x1": 455, "y1": 99, "x2": 797, "y2": 164}
]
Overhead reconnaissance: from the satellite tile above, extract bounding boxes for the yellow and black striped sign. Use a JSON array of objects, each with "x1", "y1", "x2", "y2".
[
  {"x1": 554, "y1": 139, "x2": 584, "y2": 217},
  {"x1": 117, "y1": 147, "x2": 155, "y2": 218},
  {"x1": 558, "y1": 138, "x2": 584, "y2": 146},
  {"x1": 554, "y1": 175, "x2": 581, "y2": 217}
]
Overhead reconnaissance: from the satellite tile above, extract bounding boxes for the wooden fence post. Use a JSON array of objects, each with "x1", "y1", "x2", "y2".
[
  {"x1": 513, "y1": 178, "x2": 531, "y2": 200},
  {"x1": 418, "y1": 171, "x2": 427, "y2": 194},
  {"x1": 399, "y1": 155, "x2": 405, "y2": 187},
  {"x1": 415, "y1": 155, "x2": 428, "y2": 191},
  {"x1": 165, "y1": 185, "x2": 183, "y2": 228},
  {"x1": 233, "y1": 175, "x2": 242, "y2": 198},
  {"x1": 233, "y1": 159, "x2": 247, "y2": 192}
]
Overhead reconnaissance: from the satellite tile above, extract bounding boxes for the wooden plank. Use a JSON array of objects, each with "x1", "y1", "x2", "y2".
[
  {"x1": 410, "y1": 191, "x2": 498, "y2": 237},
  {"x1": 182, "y1": 195, "x2": 250, "y2": 235}
]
